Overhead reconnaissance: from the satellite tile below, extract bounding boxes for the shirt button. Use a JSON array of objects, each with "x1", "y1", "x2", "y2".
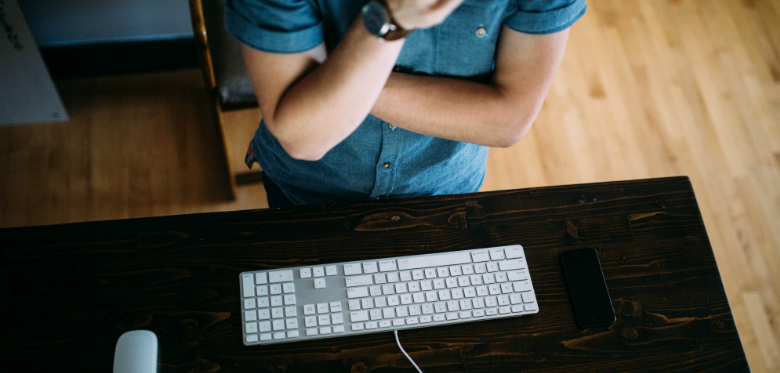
[
  {"x1": 393, "y1": 65, "x2": 402, "y2": 72},
  {"x1": 382, "y1": 162, "x2": 391, "y2": 169},
  {"x1": 475, "y1": 27, "x2": 487, "y2": 38},
  {"x1": 388, "y1": 124, "x2": 397, "y2": 130}
]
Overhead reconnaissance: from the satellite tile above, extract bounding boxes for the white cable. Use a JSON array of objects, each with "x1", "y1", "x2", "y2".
[{"x1": 394, "y1": 329, "x2": 423, "y2": 373}]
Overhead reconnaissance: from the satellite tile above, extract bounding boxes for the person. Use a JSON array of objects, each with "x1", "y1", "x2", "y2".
[{"x1": 226, "y1": 0, "x2": 586, "y2": 207}]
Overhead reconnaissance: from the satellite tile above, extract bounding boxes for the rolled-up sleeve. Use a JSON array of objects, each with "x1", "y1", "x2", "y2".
[
  {"x1": 504, "y1": 0, "x2": 586, "y2": 35},
  {"x1": 225, "y1": 0, "x2": 324, "y2": 53}
]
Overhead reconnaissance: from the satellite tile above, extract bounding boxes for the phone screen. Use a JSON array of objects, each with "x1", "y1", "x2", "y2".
[{"x1": 560, "y1": 248, "x2": 616, "y2": 328}]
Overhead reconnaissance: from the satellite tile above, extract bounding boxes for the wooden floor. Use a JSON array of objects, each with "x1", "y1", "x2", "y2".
[{"x1": 1, "y1": 0, "x2": 778, "y2": 371}]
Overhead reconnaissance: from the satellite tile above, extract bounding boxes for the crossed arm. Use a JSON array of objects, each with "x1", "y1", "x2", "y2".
[{"x1": 242, "y1": 14, "x2": 569, "y2": 161}]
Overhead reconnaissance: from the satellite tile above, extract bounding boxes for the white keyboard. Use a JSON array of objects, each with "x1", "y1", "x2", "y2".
[{"x1": 239, "y1": 245, "x2": 538, "y2": 345}]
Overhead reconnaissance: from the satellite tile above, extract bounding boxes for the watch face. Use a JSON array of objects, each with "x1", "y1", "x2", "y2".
[{"x1": 362, "y1": 2, "x2": 390, "y2": 36}]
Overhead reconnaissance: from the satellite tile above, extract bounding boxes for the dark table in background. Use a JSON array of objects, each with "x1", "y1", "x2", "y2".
[{"x1": 0, "y1": 177, "x2": 749, "y2": 372}]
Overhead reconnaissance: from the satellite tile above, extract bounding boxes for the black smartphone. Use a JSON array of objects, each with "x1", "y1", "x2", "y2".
[{"x1": 560, "y1": 248, "x2": 616, "y2": 328}]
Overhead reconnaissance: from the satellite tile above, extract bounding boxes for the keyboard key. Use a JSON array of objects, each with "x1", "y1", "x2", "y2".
[
  {"x1": 344, "y1": 263, "x2": 362, "y2": 276},
  {"x1": 270, "y1": 284, "x2": 282, "y2": 295},
  {"x1": 380, "y1": 320, "x2": 392, "y2": 328},
  {"x1": 488, "y1": 285, "x2": 501, "y2": 295},
  {"x1": 396, "y1": 306, "x2": 409, "y2": 317},
  {"x1": 489, "y1": 249, "x2": 505, "y2": 261},
  {"x1": 412, "y1": 270, "x2": 424, "y2": 280},
  {"x1": 305, "y1": 316, "x2": 317, "y2": 327},
  {"x1": 306, "y1": 328, "x2": 318, "y2": 336},
  {"x1": 464, "y1": 287, "x2": 476, "y2": 298},
  {"x1": 330, "y1": 301, "x2": 342, "y2": 312},
  {"x1": 319, "y1": 314, "x2": 331, "y2": 325},
  {"x1": 398, "y1": 252, "x2": 471, "y2": 270},
  {"x1": 399, "y1": 271, "x2": 412, "y2": 281},
  {"x1": 476, "y1": 286, "x2": 489, "y2": 296},
  {"x1": 408, "y1": 282, "x2": 421, "y2": 292},
  {"x1": 271, "y1": 296, "x2": 283, "y2": 307},
  {"x1": 420, "y1": 280, "x2": 433, "y2": 291},
  {"x1": 383, "y1": 308, "x2": 396, "y2": 319},
  {"x1": 258, "y1": 321, "x2": 271, "y2": 332},
  {"x1": 472, "y1": 298, "x2": 485, "y2": 309},
  {"x1": 363, "y1": 262, "x2": 378, "y2": 274},
  {"x1": 437, "y1": 268, "x2": 449, "y2": 278},
  {"x1": 426, "y1": 291, "x2": 438, "y2": 302},
  {"x1": 374, "y1": 274, "x2": 387, "y2": 284},
  {"x1": 434, "y1": 303, "x2": 447, "y2": 313},
  {"x1": 447, "y1": 301, "x2": 460, "y2": 312},
  {"x1": 501, "y1": 283, "x2": 514, "y2": 294},
  {"x1": 424, "y1": 268, "x2": 437, "y2": 278},
  {"x1": 473, "y1": 309, "x2": 485, "y2": 317},
  {"x1": 378, "y1": 260, "x2": 397, "y2": 272},
  {"x1": 260, "y1": 333, "x2": 272, "y2": 341},
  {"x1": 471, "y1": 250, "x2": 490, "y2": 262},
  {"x1": 370, "y1": 309, "x2": 382, "y2": 320},
  {"x1": 525, "y1": 303, "x2": 539, "y2": 312},
  {"x1": 499, "y1": 259, "x2": 524, "y2": 271},
  {"x1": 245, "y1": 322, "x2": 257, "y2": 334},
  {"x1": 406, "y1": 317, "x2": 419, "y2": 325},
  {"x1": 451, "y1": 288, "x2": 464, "y2": 299},
  {"x1": 287, "y1": 330, "x2": 299, "y2": 338},
  {"x1": 505, "y1": 246, "x2": 524, "y2": 259},
  {"x1": 507, "y1": 270, "x2": 529, "y2": 281},
  {"x1": 245, "y1": 310, "x2": 257, "y2": 322},
  {"x1": 273, "y1": 332, "x2": 286, "y2": 340},
  {"x1": 485, "y1": 297, "x2": 498, "y2": 307},
  {"x1": 449, "y1": 266, "x2": 462, "y2": 276},
  {"x1": 362, "y1": 298, "x2": 374, "y2": 309},
  {"x1": 352, "y1": 323, "x2": 364, "y2": 331},
  {"x1": 433, "y1": 279, "x2": 446, "y2": 289},
  {"x1": 400, "y1": 294, "x2": 413, "y2": 305},
  {"x1": 470, "y1": 275, "x2": 483, "y2": 285},
  {"x1": 420, "y1": 315, "x2": 432, "y2": 323},
  {"x1": 286, "y1": 318, "x2": 298, "y2": 329},
  {"x1": 438, "y1": 290, "x2": 452, "y2": 301},
  {"x1": 487, "y1": 262, "x2": 499, "y2": 272},
  {"x1": 522, "y1": 292, "x2": 535, "y2": 303},
  {"x1": 246, "y1": 334, "x2": 258, "y2": 343},
  {"x1": 388, "y1": 295, "x2": 400, "y2": 306},
  {"x1": 446, "y1": 278, "x2": 458, "y2": 288},
  {"x1": 258, "y1": 309, "x2": 270, "y2": 320},
  {"x1": 462, "y1": 264, "x2": 474, "y2": 275},
  {"x1": 382, "y1": 284, "x2": 395, "y2": 295},
  {"x1": 474, "y1": 263, "x2": 487, "y2": 274},
  {"x1": 495, "y1": 272, "x2": 508, "y2": 283},
  {"x1": 320, "y1": 326, "x2": 332, "y2": 334},
  {"x1": 300, "y1": 268, "x2": 311, "y2": 278},
  {"x1": 459, "y1": 299, "x2": 472, "y2": 310},
  {"x1": 242, "y1": 274, "x2": 255, "y2": 297},
  {"x1": 256, "y1": 285, "x2": 268, "y2": 296},
  {"x1": 348, "y1": 299, "x2": 361, "y2": 310},
  {"x1": 375, "y1": 297, "x2": 387, "y2": 307},
  {"x1": 313, "y1": 267, "x2": 325, "y2": 277},
  {"x1": 243, "y1": 298, "x2": 256, "y2": 310},
  {"x1": 334, "y1": 325, "x2": 345, "y2": 332},
  {"x1": 285, "y1": 306, "x2": 297, "y2": 317},
  {"x1": 446, "y1": 312, "x2": 459, "y2": 320},
  {"x1": 413, "y1": 293, "x2": 426, "y2": 303},
  {"x1": 303, "y1": 304, "x2": 316, "y2": 315},
  {"x1": 326, "y1": 265, "x2": 338, "y2": 276},
  {"x1": 395, "y1": 283, "x2": 408, "y2": 293},
  {"x1": 458, "y1": 276, "x2": 470, "y2": 287},
  {"x1": 272, "y1": 320, "x2": 285, "y2": 330},
  {"x1": 393, "y1": 318, "x2": 405, "y2": 326},
  {"x1": 498, "y1": 295, "x2": 510, "y2": 306},
  {"x1": 268, "y1": 270, "x2": 293, "y2": 283},
  {"x1": 350, "y1": 310, "x2": 369, "y2": 322},
  {"x1": 499, "y1": 306, "x2": 511, "y2": 314},
  {"x1": 347, "y1": 287, "x2": 369, "y2": 299},
  {"x1": 332, "y1": 313, "x2": 344, "y2": 324},
  {"x1": 422, "y1": 304, "x2": 434, "y2": 314},
  {"x1": 486, "y1": 307, "x2": 498, "y2": 316},
  {"x1": 513, "y1": 281, "x2": 533, "y2": 292},
  {"x1": 366, "y1": 321, "x2": 378, "y2": 329},
  {"x1": 510, "y1": 294, "x2": 523, "y2": 304},
  {"x1": 345, "y1": 275, "x2": 373, "y2": 287},
  {"x1": 433, "y1": 314, "x2": 446, "y2": 322},
  {"x1": 284, "y1": 295, "x2": 296, "y2": 305},
  {"x1": 317, "y1": 303, "x2": 329, "y2": 313},
  {"x1": 272, "y1": 308, "x2": 284, "y2": 318},
  {"x1": 459, "y1": 311, "x2": 472, "y2": 319},
  {"x1": 387, "y1": 272, "x2": 399, "y2": 282},
  {"x1": 512, "y1": 305, "x2": 524, "y2": 313},
  {"x1": 283, "y1": 283, "x2": 295, "y2": 293},
  {"x1": 483, "y1": 273, "x2": 496, "y2": 284},
  {"x1": 409, "y1": 305, "x2": 421, "y2": 316}
]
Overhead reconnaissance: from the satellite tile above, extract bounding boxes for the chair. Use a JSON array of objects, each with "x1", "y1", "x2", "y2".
[{"x1": 188, "y1": 0, "x2": 263, "y2": 199}]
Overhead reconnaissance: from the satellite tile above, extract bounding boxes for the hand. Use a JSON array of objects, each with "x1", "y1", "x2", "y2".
[{"x1": 386, "y1": 0, "x2": 465, "y2": 30}]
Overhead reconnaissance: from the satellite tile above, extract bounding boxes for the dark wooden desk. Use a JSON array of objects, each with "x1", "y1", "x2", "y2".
[{"x1": 0, "y1": 177, "x2": 748, "y2": 372}]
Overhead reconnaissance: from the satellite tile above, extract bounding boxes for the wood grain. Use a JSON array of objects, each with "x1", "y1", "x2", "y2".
[
  {"x1": 0, "y1": 177, "x2": 748, "y2": 372},
  {"x1": 0, "y1": 0, "x2": 777, "y2": 371}
]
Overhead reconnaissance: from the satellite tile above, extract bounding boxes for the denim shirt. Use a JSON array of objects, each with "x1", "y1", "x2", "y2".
[{"x1": 226, "y1": 0, "x2": 586, "y2": 205}]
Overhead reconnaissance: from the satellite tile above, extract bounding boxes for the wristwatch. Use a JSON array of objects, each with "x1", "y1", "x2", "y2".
[{"x1": 361, "y1": 0, "x2": 412, "y2": 41}]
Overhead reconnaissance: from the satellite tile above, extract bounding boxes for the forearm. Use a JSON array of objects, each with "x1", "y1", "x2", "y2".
[
  {"x1": 370, "y1": 73, "x2": 541, "y2": 147},
  {"x1": 267, "y1": 17, "x2": 404, "y2": 160}
]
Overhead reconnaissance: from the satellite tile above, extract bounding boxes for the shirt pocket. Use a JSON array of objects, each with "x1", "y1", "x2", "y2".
[{"x1": 434, "y1": 0, "x2": 509, "y2": 78}]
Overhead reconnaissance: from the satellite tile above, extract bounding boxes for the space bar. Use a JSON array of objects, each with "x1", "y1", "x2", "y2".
[{"x1": 397, "y1": 252, "x2": 472, "y2": 270}]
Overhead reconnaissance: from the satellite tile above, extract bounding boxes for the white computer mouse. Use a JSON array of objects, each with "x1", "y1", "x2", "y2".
[{"x1": 113, "y1": 330, "x2": 158, "y2": 373}]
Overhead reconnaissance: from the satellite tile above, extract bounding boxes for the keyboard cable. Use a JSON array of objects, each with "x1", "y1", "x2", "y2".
[{"x1": 394, "y1": 329, "x2": 423, "y2": 373}]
